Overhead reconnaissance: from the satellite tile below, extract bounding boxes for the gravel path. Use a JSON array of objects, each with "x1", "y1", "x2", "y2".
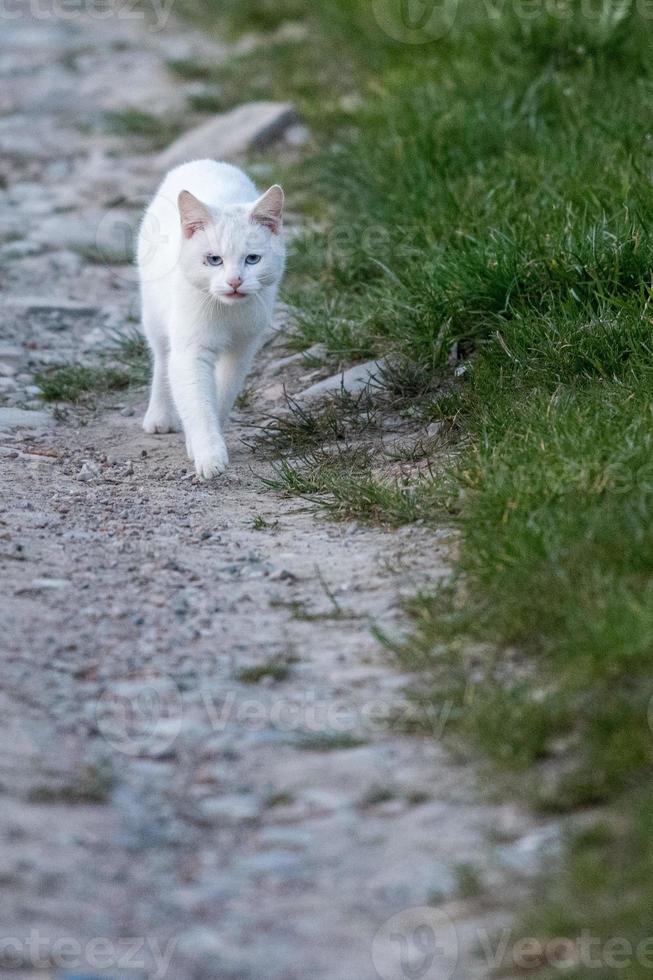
[{"x1": 0, "y1": 7, "x2": 556, "y2": 979}]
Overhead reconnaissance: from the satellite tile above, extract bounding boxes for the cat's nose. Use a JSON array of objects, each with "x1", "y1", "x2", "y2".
[{"x1": 227, "y1": 275, "x2": 243, "y2": 290}]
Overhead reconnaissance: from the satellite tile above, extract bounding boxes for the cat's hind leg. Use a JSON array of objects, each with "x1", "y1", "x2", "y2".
[{"x1": 142, "y1": 304, "x2": 180, "y2": 434}]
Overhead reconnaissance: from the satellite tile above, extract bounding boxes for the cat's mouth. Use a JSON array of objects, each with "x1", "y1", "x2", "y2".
[{"x1": 222, "y1": 290, "x2": 248, "y2": 300}]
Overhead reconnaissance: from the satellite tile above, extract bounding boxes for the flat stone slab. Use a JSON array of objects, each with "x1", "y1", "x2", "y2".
[
  {"x1": 0, "y1": 407, "x2": 51, "y2": 432},
  {"x1": 295, "y1": 359, "x2": 387, "y2": 401},
  {"x1": 268, "y1": 344, "x2": 328, "y2": 375},
  {"x1": 158, "y1": 101, "x2": 297, "y2": 169}
]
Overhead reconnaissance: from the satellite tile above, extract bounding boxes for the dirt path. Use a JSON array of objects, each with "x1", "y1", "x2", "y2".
[{"x1": 0, "y1": 7, "x2": 555, "y2": 979}]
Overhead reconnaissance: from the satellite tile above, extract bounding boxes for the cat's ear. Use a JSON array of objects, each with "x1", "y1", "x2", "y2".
[
  {"x1": 250, "y1": 185, "x2": 284, "y2": 235},
  {"x1": 178, "y1": 190, "x2": 213, "y2": 239}
]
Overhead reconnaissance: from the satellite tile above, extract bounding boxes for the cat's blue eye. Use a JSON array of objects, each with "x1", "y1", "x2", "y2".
[
  {"x1": 205, "y1": 255, "x2": 223, "y2": 266},
  {"x1": 245, "y1": 254, "x2": 262, "y2": 265}
]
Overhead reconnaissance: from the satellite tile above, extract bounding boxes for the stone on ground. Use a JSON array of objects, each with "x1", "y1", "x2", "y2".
[
  {"x1": 0, "y1": 407, "x2": 51, "y2": 432},
  {"x1": 158, "y1": 102, "x2": 297, "y2": 169},
  {"x1": 296, "y1": 358, "x2": 387, "y2": 401}
]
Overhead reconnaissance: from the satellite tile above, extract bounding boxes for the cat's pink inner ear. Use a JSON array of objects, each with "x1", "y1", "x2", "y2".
[
  {"x1": 250, "y1": 185, "x2": 284, "y2": 235},
  {"x1": 178, "y1": 190, "x2": 213, "y2": 239}
]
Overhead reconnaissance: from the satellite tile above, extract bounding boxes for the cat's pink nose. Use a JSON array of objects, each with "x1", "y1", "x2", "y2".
[{"x1": 227, "y1": 276, "x2": 243, "y2": 290}]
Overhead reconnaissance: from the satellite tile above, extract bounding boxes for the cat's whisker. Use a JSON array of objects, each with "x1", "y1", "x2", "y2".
[
  {"x1": 251, "y1": 292, "x2": 270, "y2": 317},
  {"x1": 193, "y1": 291, "x2": 214, "y2": 326}
]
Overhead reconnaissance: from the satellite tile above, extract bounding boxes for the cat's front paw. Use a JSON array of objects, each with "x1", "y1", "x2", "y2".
[
  {"x1": 143, "y1": 410, "x2": 180, "y2": 434},
  {"x1": 193, "y1": 442, "x2": 229, "y2": 480}
]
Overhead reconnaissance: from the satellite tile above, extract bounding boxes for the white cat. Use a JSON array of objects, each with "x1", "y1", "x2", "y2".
[{"x1": 137, "y1": 159, "x2": 285, "y2": 479}]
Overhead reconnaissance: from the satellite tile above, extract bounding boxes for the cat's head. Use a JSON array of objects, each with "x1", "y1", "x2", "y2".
[{"x1": 177, "y1": 185, "x2": 285, "y2": 306}]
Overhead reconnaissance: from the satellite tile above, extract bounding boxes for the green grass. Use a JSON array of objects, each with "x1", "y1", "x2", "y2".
[
  {"x1": 454, "y1": 863, "x2": 485, "y2": 901},
  {"x1": 513, "y1": 797, "x2": 653, "y2": 979},
  {"x1": 171, "y1": 0, "x2": 403, "y2": 126},
  {"x1": 184, "y1": 0, "x2": 653, "y2": 962},
  {"x1": 36, "y1": 331, "x2": 150, "y2": 403},
  {"x1": 236, "y1": 656, "x2": 293, "y2": 684},
  {"x1": 294, "y1": 732, "x2": 366, "y2": 752},
  {"x1": 166, "y1": 62, "x2": 227, "y2": 114},
  {"x1": 27, "y1": 763, "x2": 115, "y2": 805},
  {"x1": 254, "y1": 386, "x2": 455, "y2": 525},
  {"x1": 398, "y1": 348, "x2": 653, "y2": 805},
  {"x1": 235, "y1": 385, "x2": 255, "y2": 409},
  {"x1": 73, "y1": 243, "x2": 133, "y2": 266},
  {"x1": 263, "y1": 448, "x2": 445, "y2": 526},
  {"x1": 257, "y1": 385, "x2": 455, "y2": 525},
  {"x1": 104, "y1": 109, "x2": 182, "y2": 149},
  {"x1": 109, "y1": 329, "x2": 150, "y2": 386},
  {"x1": 358, "y1": 784, "x2": 396, "y2": 808},
  {"x1": 186, "y1": 91, "x2": 226, "y2": 114},
  {"x1": 268, "y1": 597, "x2": 343, "y2": 622},
  {"x1": 255, "y1": 389, "x2": 379, "y2": 455},
  {"x1": 167, "y1": 58, "x2": 215, "y2": 80},
  {"x1": 249, "y1": 514, "x2": 279, "y2": 531},
  {"x1": 264, "y1": 790, "x2": 295, "y2": 808},
  {"x1": 58, "y1": 46, "x2": 94, "y2": 73},
  {"x1": 189, "y1": 0, "x2": 307, "y2": 34},
  {"x1": 36, "y1": 365, "x2": 133, "y2": 403}
]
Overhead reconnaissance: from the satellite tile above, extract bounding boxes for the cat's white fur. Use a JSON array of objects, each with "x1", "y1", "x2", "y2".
[{"x1": 137, "y1": 159, "x2": 285, "y2": 479}]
